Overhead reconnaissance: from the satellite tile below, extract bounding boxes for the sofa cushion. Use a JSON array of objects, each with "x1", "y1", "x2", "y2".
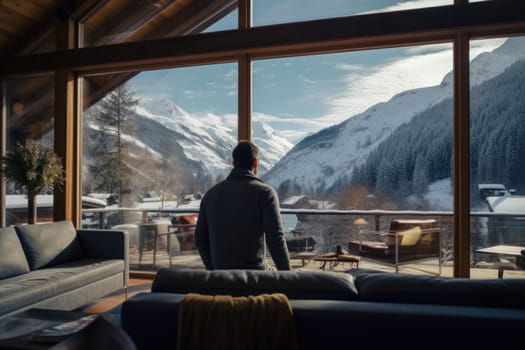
[
  {"x1": 0, "y1": 259, "x2": 124, "y2": 317},
  {"x1": 0, "y1": 227, "x2": 30, "y2": 279},
  {"x1": 15, "y1": 221, "x2": 84, "y2": 270},
  {"x1": 354, "y1": 270, "x2": 525, "y2": 309},
  {"x1": 151, "y1": 268, "x2": 358, "y2": 301}
]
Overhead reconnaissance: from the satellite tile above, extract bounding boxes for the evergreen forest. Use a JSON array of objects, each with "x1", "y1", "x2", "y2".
[{"x1": 350, "y1": 58, "x2": 525, "y2": 202}]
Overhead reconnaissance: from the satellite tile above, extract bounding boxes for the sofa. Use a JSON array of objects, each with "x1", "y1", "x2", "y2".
[
  {"x1": 0, "y1": 220, "x2": 128, "y2": 319},
  {"x1": 121, "y1": 268, "x2": 525, "y2": 349}
]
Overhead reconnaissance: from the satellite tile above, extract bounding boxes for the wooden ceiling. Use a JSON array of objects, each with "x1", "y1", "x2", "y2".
[
  {"x1": 0, "y1": 0, "x2": 236, "y2": 55},
  {"x1": 0, "y1": 0, "x2": 57, "y2": 53},
  {"x1": 1, "y1": 0, "x2": 236, "y2": 143}
]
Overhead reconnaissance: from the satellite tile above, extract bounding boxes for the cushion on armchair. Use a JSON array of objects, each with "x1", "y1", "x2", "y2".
[
  {"x1": 15, "y1": 220, "x2": 84, "y2": 270},
  {"x1": 0, "y1": 227, "x2": 30, "y2": 279},
  {"x1": 399, "y1": 226, "x2": 422, "y2": 246}
]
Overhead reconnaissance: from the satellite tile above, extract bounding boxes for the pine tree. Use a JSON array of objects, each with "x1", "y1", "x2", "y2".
[{"x1": 90, "y1": 84, "x2": 138, "y2": 206}]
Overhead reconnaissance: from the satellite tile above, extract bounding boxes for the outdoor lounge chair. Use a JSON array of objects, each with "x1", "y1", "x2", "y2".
[{"x1": 348, "y1": 219, "x2": 441, "y2": 274}]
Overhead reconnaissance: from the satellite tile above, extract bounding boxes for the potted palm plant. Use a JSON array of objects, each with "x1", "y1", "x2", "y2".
[{"x1": 2, "y1": 140, "x2": 64, "y2": 224}]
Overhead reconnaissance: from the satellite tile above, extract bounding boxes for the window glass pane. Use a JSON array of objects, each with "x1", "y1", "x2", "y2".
[
  {"x1": 81, "y1": 63, "x2": 237, "y2": 270},
  {"x1": 254, "y1": 44, "x2": 453, "y2": 274},
  {"x1": 82, "y1": 0, "x2": 237, "y2": 47},
  {"x1": 253, "y1": 0, "x2": 452, "y2": 26},
  {"x1": 470, "y1": 36, "x2": 525, "y2": 279},
  {"x1": 4, "y1": 75, "x2": 55, "y2": 225}
]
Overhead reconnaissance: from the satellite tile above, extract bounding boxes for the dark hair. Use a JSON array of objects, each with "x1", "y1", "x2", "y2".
[{"x1": 232, "y1": 140, "x2": 259, "y2": 169}]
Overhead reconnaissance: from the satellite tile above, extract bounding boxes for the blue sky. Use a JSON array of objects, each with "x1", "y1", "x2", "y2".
[{"x1": 130, "y1": 0, "x2": 503, "y2": 143}]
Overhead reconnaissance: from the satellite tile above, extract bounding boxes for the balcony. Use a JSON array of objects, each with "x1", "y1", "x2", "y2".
[{"x1": 82, "y1": 207, "x2": 525, "y2": 279}]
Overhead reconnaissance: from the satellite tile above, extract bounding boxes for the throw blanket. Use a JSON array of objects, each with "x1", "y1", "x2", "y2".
[{"x1": 177, "y1": 293, "x2": 297, "y2": 350}]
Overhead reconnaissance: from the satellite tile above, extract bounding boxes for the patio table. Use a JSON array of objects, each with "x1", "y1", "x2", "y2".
[
  {"x1": 475, "y1": 244, "x2": 525, "y2": 278},
  {"x1": 314, "y1": 253, "x2": 360, "y2": 271}
]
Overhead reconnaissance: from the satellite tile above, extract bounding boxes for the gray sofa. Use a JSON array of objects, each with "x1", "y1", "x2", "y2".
[
  {"x1": 121, "y1": 268, "x2": 525, "y2": 349},
  {"x1": 0, "y1": 220, "x2": 128, "y2": 319}
]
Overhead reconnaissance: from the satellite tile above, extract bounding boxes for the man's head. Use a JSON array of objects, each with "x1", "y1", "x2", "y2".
[{"x1": 232, "y1": 140, "x2": 259, "y2": 173}]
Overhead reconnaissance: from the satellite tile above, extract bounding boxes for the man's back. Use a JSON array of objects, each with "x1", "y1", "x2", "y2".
[{"x1": 195, "y1": 168, "x2": 291, "y2": 270}]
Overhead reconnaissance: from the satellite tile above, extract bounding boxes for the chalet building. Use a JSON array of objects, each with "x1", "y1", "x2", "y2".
[
  {"x1": 281, "y1": 195, "x2": 317, "y2": 209},
  {"x1": 1, "y1": 0, "x2": 525, "y2": 282},
  {"x1": 1, "y1": 3, "x2": 525, "y2": 347},
  {"x1": 485, "y1": 191, "x2": 525, "y2": 246}
]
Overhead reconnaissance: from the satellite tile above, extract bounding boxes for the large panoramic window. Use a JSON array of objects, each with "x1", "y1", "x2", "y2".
[
  {"x1": 81, "y1": 63, "x2": 237, "y2": 268},
  {"x1": 3, "y1": 75, "x2": 55, "y2": 225},
  {"x1": 254, "y1": 43, "x2": 455, "y2": 274},
  {"x1": 252, "y1": 0, "x2": 452, "y2": 26},
  {"x1": 469, "y1": 35, "x2": 525, "y2": 279},
  {"x1": 81, "y1": 0, "x2": 237, "y2": 47}
]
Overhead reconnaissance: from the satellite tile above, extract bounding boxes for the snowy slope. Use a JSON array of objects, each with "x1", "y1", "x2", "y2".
[
  {"x1": 263, "y1": 37, "x2": 525, "y2": 193},
  {"x1": 135, "y1": 98, "x2": 292, "y2": 177}
]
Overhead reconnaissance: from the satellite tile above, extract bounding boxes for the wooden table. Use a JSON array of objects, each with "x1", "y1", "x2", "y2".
[
  {"x1": 475, "y1": 244, "x2": 525, "y2": 278},
  {"x1": 314, "y1": 253, "x2": 360, "y2": 271},
  {"x1": 291, "y1": 252, "x2": 318, "y2": 267}
]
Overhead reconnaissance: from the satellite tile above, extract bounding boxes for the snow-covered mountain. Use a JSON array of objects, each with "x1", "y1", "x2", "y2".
[
  {"x1": 262, "y1": 37, "x2": 525, "y2": 194},
  {"x1": 134, "y1": 98, "x2": 292, "y2": 178}
]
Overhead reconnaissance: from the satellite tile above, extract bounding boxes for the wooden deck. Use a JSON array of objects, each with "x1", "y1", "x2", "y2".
[{"x1": 129, "y1": 247, "x2": 525, "y2": 279}]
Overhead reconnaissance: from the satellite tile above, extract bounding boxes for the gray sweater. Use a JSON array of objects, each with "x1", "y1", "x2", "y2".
[{"x1": 194, "y1": 168, "x2": 291, "y2": 270}]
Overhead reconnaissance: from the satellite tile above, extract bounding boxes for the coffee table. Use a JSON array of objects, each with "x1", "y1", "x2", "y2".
[
  {"x1": 314, "y1": 253, "x2": 360, "y2": 271},
  {"x1": 475, "y1": 244, "x2": 525, "y2": 278},
  {"x1": 0, "y1": 309, "x2": 89, "y2": 350}
]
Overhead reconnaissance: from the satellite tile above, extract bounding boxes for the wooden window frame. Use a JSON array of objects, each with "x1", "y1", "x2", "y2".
[{"x1": 1, "y1": 0, "x2": 525, "y2": 277}]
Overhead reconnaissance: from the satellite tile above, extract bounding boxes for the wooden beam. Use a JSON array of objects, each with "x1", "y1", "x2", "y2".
[
  {"x1": 0, "y1": 79, "x2": 5, "y2": 227},
  {"x1": 130, "y1": 0, "x2": 237, "y2": 41},
  {"x1": 238, "y1": 54, "x2": 251, "y2": 141},
  {"x1": 238, "y1": 0, "x2": 251, "y2": 30},
  {"x1": 2, "y1": 1, "x2": 524, "y2": 76},
  {"x1": 237, "y1": 0, "x2": 251, "y2": 142},
  {"x1": 453, "y1": 31, "x2": 471, "y2": 278},
  {"x1": 54, "y1": 17, "x2": 80, "y2": 227}
]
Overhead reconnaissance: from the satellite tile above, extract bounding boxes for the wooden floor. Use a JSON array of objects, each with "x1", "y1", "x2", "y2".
[{"x1": 79, "y1": 277, "x2": 154, "y2": 314}]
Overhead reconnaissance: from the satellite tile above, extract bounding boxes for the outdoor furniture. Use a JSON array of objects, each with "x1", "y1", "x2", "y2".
[
  {"x1": 348, "y1": 219, "x2": 441, "y2": 274},
  {"x1": 293, "y1": 252, "x2": 318, "y2": 267},
  {"x1": 475, "y1": 244, "x2": 525, "y2": 278},
  {"x1": 165, "y1": 223, "x2": 197, "y2": 267},
  {"x1": 170, "y1": 214, "x2": 198, "y2": 250},
  {"x1": 286, "y1": 235, "x2": 317, "y2": 266},
  {"x1": 138, "y1": 222, "x2": 171, "y2": 266},
  {"x1": 314, "y1": 253, "x2": 360, "y2": 271},
  {"x1": 286, "y1": 236, "x2": 316, "y2": 252}
]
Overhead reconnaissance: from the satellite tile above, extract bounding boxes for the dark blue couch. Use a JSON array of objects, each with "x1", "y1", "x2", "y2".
[{"x1": 121, "y1": 268, "x2": 525, "y2": 349}]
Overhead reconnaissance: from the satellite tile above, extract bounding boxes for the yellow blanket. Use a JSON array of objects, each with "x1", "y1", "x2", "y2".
[{"x1": 177, "y1": 293, "x2": 297, "y2": 350}]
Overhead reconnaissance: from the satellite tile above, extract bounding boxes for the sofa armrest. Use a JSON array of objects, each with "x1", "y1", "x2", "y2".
[{"x1": 77, "y1": 229, "x2": 129, "y2": 287}]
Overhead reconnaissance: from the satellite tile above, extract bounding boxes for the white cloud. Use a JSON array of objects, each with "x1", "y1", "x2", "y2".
[
  {"x1": 324, "y1": 44, "x2": 452, "y2": 121},
  {"x1": 335, "y1": 63, "x2": 364, "y2": 71},
  {"x1": 223, "y1": 69, "x2": 237, "y2": 80},
  {"x1": 298, "y1": 75, "x2": 316, "y2": 84},
  {"x1": 322, "y1": 38, "x2": 506, "y2": 123},
  {"x1": 363, "y1": 0, "x2": 451, "y2": 14}
]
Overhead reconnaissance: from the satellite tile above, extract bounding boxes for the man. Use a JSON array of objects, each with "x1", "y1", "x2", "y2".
[{"x1": 195, "y1": 140, "x2": 291, "y2": 270}]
